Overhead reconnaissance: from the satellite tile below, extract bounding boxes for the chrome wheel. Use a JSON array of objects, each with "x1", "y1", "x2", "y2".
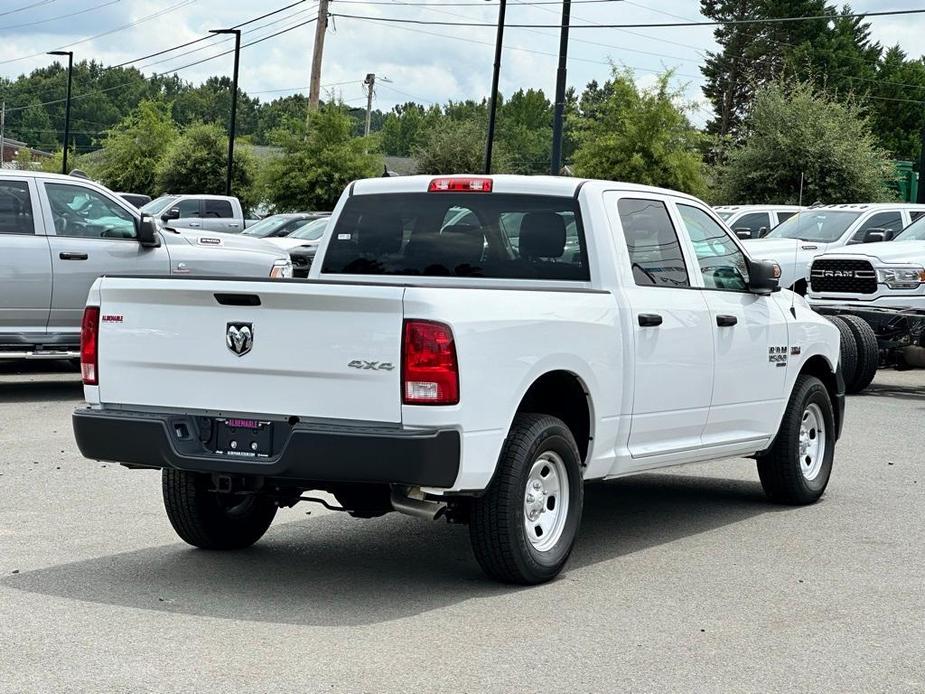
[
  {"x1": 799, "y1": 403, "x2": 826, "y2": 481},
  {"x1": 523, "y1": 451, "x2": 569, "y2": 552}
]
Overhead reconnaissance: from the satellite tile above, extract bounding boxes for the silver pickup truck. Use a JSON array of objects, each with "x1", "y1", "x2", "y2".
[{"x1": 0, "y1": 171, "x2": 292, "y2": 360}]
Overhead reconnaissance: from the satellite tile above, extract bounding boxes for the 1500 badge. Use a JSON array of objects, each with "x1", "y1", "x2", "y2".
[{"x1": 769, "y1": 346, "x2": 788, "y2": 367}]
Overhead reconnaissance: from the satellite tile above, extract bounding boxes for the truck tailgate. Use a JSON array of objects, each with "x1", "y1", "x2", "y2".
[{"x1": 95, "y1": 278, "x2": 405, "y2": 423}]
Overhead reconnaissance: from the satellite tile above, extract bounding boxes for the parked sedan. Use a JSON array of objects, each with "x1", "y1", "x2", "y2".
[{"x1": 242, "y1": 212, "x2": 329, "y2": 239}]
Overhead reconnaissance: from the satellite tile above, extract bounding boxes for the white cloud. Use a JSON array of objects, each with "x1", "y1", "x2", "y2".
[{"x1": 0, "y1": 0, "x2": 922, "y2": 123}]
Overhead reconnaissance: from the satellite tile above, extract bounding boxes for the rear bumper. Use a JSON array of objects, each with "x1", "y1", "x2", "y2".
[{"x1": 72, "y1": 408, "x2": 460, "y2": 488}]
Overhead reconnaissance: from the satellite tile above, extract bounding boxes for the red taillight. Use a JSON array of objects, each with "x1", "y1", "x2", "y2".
[
  {"x1": 80, "y1": 306, "x2": 100, "y2": 386},
  {"x1": 428, "y1": 177, "x2": 493, "y2": 193},
  {"x1": 402, "y1": 320, "x2": 459, "y2": 405}
]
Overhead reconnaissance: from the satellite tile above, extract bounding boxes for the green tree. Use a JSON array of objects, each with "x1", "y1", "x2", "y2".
[
  {"x1": 95, "y1": 100, "x2": 177, "y2": 196},
  {"x1": 717, "y1": 81, "x2": 894, "y2": 203},
  {"x1": 571, "y1": 69, "x2": 708, "y2": 196},
  {"x1": 700, "y1": 0, "x2": 764, "y2": 138},
  {"x1": 412, "y1": 118, "x2": 510, "y2": 175},
  {"x1": 498, "y1": 88, "x2": 553, "y2": 174},
  {"x1": 867, "y1": 46, "x2": 925, "y2": 161},
  {"x1": 155, "y1": 122, "x2": 258, "y2": 212},
  {"x1": 261, "y1": 103, "x2": 381, "y2": 212}
]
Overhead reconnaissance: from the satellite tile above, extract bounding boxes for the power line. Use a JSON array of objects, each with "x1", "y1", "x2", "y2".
[
  {"x1": 333, "y1": 0, "x2": 624, "y2": 4},
  {"x1": 330, "y1": 7, "x2": 925, "y2": 29},
  {"x1": 0, "y1": 0, "x2": 196, "y2": 66},
  {"x1": 345, "y1": 15, "x2": 703, "y2": 80},
  {"x1": 107, "y1": 0, "x2": 309, "y2": 69},
  {"x1": 0, "y1": 0, "x2": 120, "y2": 32},
  {"x1": 1, "y1": 2, "x2": 314, "y2": 114},
  {"x1": 0, "y1": 1, "x2": 57, "y2": 19},
  {"x1": 135, "y1": 5, "x2": 317, "y2": 72}
]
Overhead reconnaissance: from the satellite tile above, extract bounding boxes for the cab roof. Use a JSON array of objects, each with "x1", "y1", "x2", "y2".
[{"x1": 350, "y1": 174, "x2": 706, "y2": 203}]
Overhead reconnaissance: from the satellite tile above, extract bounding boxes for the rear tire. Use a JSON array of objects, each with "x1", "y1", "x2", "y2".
[
  {"x1": 826, "y1": 316, "x2": 858, "y2": 388},
  {"x1": 840, "y1": 315, "x2": 879, "y2": 393},
  {"x1": 757, "y1": 375, "x2": 835, "y2": 505},
  {"x1": 162, "y1": 469, "x2": 277, "y2": 550},
  {"x1": 469, "y1": 414, "x2": 584, "y2": 585}
]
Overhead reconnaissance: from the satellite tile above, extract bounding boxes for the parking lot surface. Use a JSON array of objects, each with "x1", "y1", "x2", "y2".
[{"x1": 0, "y1": 362, "x2": 923, "y2": 693}]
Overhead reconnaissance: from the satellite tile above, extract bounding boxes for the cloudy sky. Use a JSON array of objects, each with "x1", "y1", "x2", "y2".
[{"x1": 0, "y1": 0, "x2": 922, "y2": 127}]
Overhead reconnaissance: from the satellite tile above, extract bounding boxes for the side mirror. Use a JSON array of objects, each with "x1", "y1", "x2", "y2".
[
  {"x1": 863, "y1": 228, "x2": 888, "y2": 244},
  {"x1": 733, "y1": 227, "x2": 753, "y2": 240},
  {"x1": 757, "y1": 226, "x2": 769, "y2": 238},
  {"x1": 161, "y1": 207, "x2": 180, "y2": 222},
  {"x1": 137, "y1": 214, "x2": 161, "y2": 248},
  {"x1": 747, "y1": 259, "x2": 781, "y2": 294}
]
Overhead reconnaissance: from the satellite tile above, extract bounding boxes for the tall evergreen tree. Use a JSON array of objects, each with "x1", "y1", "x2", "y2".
[{"x1": 700, "y1": 0, "x2": 764, "y2": 138}]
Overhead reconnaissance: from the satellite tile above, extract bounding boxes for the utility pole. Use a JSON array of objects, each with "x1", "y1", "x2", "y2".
[
  {"x1": 363, "y1": 73, "x2": 376, "y2": 137},
  {"x1": 918, "y1": 126, "x2": 925, "y2": 203},
  {"x1": 550, "y1": 0, "x2": 571, "y2": 176},
  {"x1": 484, "y1": 0, "x2": 506, "y2": 174},
  {"x1": 210, "y1": 28, "x2": 241, "y2": 197},
  {"x1": 0, "y1": 101, "x2": 5, "y2": 170},
  {"x1": 308, "y1": 0, "x2": 330, "y2": 113},
  {"x1": 47, "y1": 50, "x2": 73, "y2": 175}
]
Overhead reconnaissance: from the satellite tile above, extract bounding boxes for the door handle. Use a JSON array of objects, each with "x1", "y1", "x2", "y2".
[
  {"x1": 59, "y1": 252, "x2": 88, "y2": 261},
  {"x1": 716, "y1": 314, "x2": 738, "y2": 327},
  {"x1": 638, "y1": 313, "x2": 663, "y2": 327},
  {"x1": 227, "y1": 223, "x2": 240, "y2": 228},
  {"x1": 188, "y1": 222, "x2": 201, "y2": 228}
]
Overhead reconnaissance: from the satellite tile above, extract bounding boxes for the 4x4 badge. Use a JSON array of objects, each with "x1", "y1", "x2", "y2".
[{"x1": 226, "y1": 323, "x2": 254, "y2": 357}]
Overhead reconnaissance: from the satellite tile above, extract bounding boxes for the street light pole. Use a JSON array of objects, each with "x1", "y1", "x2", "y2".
[
  {"x1": 550, "y1": 0, "x2": 571, "y2": 175},
  {"x1": 484, "y1": 0, "x2": 506, "y2": 175},
  {"x1": 210, "y1": 29, "x2": 241, "y2": 197},
  {"x1": 47, "y1": 50, "x2": 73, "y2": 175}
]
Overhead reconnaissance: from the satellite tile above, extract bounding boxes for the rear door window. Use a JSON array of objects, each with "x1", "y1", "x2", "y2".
[
  {"x1": 0, "y1": 180, "x2": 35, "y2": 235},
  {"x1": 616, "y1": 198, "x2": 689, "y2": 288},
  {"x1": 321, "y1": 193, "x2": 589, "y2": 281},
  {"x1": 204, "y1": 199, "x2": 234, "y2": 218}
]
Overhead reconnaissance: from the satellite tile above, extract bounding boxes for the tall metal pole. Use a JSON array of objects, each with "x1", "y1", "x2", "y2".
[
  {"x1": 308, "y1": 0, "x2": 330, "y2": 114},
  {"x1": 0, "y1": 101, "x2": 5, "y2": 169},
  {"x1": 917, "y1": 125, "x2": 925, "y2": 203},
  {"x1": 550, "y1": 0, "x2": 571, "y2": 176},
  {"x1": 484, "y1": 0, "x2": 506, "y2": 174},
  {"x1": 48, "y1": 51, "x2": 73, "y2": 174},
  {"x1": 211, "y1": 29, "x2": 241, "y2": 197}
]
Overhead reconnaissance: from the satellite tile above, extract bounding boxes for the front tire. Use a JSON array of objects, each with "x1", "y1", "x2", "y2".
[
  {"x1": 162, "y1": 469, "x2": 277, "y2": 550},
  {"x1": 757, "y1": 375, "x2": 835, "y2": 505},
  {"x1": 469, "y1": 414, "x2": 584, "y2": 585}
]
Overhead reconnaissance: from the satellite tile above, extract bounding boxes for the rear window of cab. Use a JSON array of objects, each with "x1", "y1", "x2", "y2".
[{"x1": 320, "y1": 193, "x2": 590, "y2": 281}]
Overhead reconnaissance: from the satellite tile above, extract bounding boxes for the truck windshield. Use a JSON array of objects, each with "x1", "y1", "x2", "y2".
[
  {"x1": 289, "y1": 217, "x2": 329, "y2": 240},
  {"x1": 321, "y1": 193, "x2": 589, "y2": 281},
  {"x1": 140, "y1": 196, "x2": 178, "y2": 216},
  {"x1": 894, "y1": 217, "x2": 925, "y2": 241},
  {"x1": 764, "y1": 210, "x2": 861, "y2": 242},
  {"x1": 242, "y1": 215, "x2": 298, "y2": 238}
]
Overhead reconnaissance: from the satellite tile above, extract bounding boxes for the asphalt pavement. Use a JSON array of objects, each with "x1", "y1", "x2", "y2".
[{"x1": 0, "y1": 361, "x2": 923, "y2": 693}]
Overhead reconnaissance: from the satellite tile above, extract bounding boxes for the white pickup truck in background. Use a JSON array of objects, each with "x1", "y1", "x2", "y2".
[
  {"x1": 807, "y1": 216, "x2": 925, "y2": 384},
  {"x1": 140, "y1": 194, "x2": 253, "y2": 233},
  {"x1": 743, "y1": 203, "x2": 925, "y2": 293},
  {"x1": 73, "y1": 175, "x2": 844, "y2": 585}
]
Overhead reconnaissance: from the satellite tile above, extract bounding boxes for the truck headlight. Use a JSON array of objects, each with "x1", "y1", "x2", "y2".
[
  {"x1": 270, "y1": 260, "x2": 293, "y2": 279},
  {"x1": 876, "y1": 266, "x2": 925, "y2": 289}
]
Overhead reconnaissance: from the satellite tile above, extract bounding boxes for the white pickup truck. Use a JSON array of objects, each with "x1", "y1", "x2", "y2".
[
  {"x1": 807, "y1": 217, "x2": 925, "y2": 379},
  {"x1": 743, "y1": 203, "x2": 925, "y2": 293},
  {"x1": 73, "y1": 175, "x2": 844, "y2": 585}
]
